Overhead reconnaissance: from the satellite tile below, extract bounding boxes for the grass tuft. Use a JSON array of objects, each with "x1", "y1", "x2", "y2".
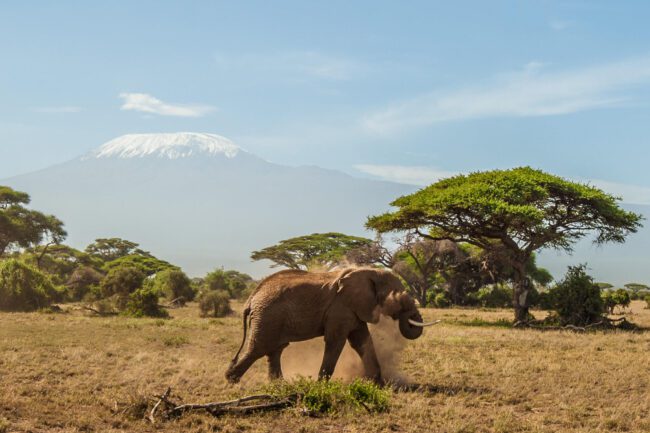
[
  {"x1": 455, "y1": 317, "x2": 513, "y2": 328},
  {"x1": 265, "y1": 378, "x2": 390, "y2": 414}
]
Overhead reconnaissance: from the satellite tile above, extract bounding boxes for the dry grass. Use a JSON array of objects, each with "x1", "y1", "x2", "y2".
[{"x1": 0, "y1": 301, "x2": 648, "y2": 433}]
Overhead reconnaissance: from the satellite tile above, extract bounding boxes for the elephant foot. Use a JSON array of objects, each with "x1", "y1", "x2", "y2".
[{"x1": 225, "y1": 367, "x2": 242, "y2": 384}]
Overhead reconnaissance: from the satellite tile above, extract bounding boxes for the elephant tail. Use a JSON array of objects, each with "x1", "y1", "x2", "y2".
[{"x1": 231, "y1": 304, "x2": 251, "y2": 364}]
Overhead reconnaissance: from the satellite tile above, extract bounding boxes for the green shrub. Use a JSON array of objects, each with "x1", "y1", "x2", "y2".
[
  {"x1": 476, "y1": 284, "x2": 512, "y2": 308},
  {"x1": 547, "y1": 265, "x2": 604, "y2": 326},
  {"x1": 0, "y1": 259, "x2": 62, "y2": 311},
  {"x1": 644, "y1": 294, "x2": 650, "y2": 309},
  {"x1": 203, "y1": 268, "x2": 254, "y2": 299},
  {"x1": 430, "y1": 291, "x2": 451, "y2": 308},
  {"x1": 266, "y1": 378, "x2": 390, "y2": 414},
  {"x1": 65, "y1": 266, "x2": 104, "y2": 301},
  {"x1": 602, "y1": 289, "x2": 631, "y2": 314},
  {"x1": 149, "y1": 268, "x2": 194, "y2": 303},
  {"x1": 347, "y1": 379, "x2": 390, "y2": 412},
  {"x1": 123, "y1": 286, "x2": 168, "y2": 318},
  {"x1": 100, "y1": 265, "x2": 145, "y2": 308},
  {"x1": 198, "y1": 290, "x2": 232, "y2": 317}
]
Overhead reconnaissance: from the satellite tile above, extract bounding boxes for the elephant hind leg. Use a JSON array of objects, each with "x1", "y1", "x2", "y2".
[
  {"x1": 267, "y1": 343, "x2": 288, "y2": 381},
  {"x1": 225, "y1": 348, "x2": 264, "y2": 383},
  {"x1": 348, "y1": 323, "x2": 382, "y2": 384}
]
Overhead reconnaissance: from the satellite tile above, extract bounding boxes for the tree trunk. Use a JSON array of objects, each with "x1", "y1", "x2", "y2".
[{"x1": 512, "y1": 263, "x2": 530, "y2": 323}]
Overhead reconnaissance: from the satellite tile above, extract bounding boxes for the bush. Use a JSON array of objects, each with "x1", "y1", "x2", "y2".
[
  {"x1": 198, "y1": 290, "x2": 232, "y2": 317},
  {"x1": 149, "y1": 269, "x2": 194, "y2": 303},
  {"x1": 100, "y1": 265, "x2": 145, "y2": 307},
  {"x1": 65, "y1": 266, "x2": 104, "y2": 301},
  {"x1": 0, "y1": 259, "x2": 62, "y2": 311},
  {"x1": 203, "y1": 268, "x2": 254, "y2": 299},
  {"x1": 644, "y1": 294, "x2": 650, "y2": 309},
  {"x1": 266, "y1": 378, "x2": 390, "y2": 414},
  {"x1": 476, "y1": 284, "x2": 512, "y2": 308},
  {"x1": 602, "y1": 289, "x2": 631, "y2": 314},
  {"x1": 547, "y1": 265, "x2": 604, "y2": 326},
  {"x1": 428, "y1": 291, "x2": 451, "y2": 308},
  {"x1": 123, "y1": 286, "x2": 168, "y2": 318}
]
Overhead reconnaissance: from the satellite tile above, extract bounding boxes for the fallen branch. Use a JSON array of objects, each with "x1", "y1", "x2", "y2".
[
  {"x1": 81, "y1": 305, "x2": 117, "y2": 316},
  {"x1": 148, "y1": 388, "x2": 299, "y2": 422},
  {"x1": 159, "y1": 297, "x2": 186, "y2": 309},
  {"x1": 149, "y1": 387, "x2": 171, "y2": 423},
  {"x1": 514, "y1": 316, "x2": 638, "y2": 331}
]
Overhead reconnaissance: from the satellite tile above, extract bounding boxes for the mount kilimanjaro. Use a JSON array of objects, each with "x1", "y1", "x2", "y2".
[{"x1": 3, "y1": 133, "x2": 413, "y2": 276}]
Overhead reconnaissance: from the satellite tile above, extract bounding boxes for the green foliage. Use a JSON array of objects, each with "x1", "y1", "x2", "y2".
[
  {"x1": 103, "y1": 254, "x2": 174, "y2": 277},
  {"x1": 85, "y1": 238, "x2": 151, "y2": 262},
  {"x1": 123, "y1": 286, "x2": 168, "y2": 318},
  {"x1": 367, "y1": 167, "x2": 642, "y2": 250},
  {"x1": 251, "y1": 232, "x2": 373, "y2": 270},
  {"x1": 645, "y1": 294, "x2": 650, "y2": 309},
  {"x1": 0, "y1": 185, "x2": 67, "y2": 257},
  {"x1": 266, "y1": 378, "x2": 390, "y2": 414},
  {"x1": 547, "y1": 265, "x2": 604, "y2": 326},
  {"x1": 65, "y1": 266, "x2": 104, "y2": 301},
  {"x1": 203, "y1": 268, "x2": 254, "y2": 299},
  {"x1": 149, "y1": 268, "x2": 194, "y2": 302},
  {"x1": 623, "y1": 282, "x2": 649, "y2": 292},
  {"x1": 601, "y1": 289, "x2": 631, "y2": 314},
  {"x1": 427, "y1": 291, "x2": 451, "y2": 308},
  {"x1": 475, "y1": 284, "x2": 513, "y2": 308},
  {"x1": 99, "y1": 265, "x2": 145, "y2": 307},
  {"x1": 198, "y1": 290, "x2": 232, "y2": 317},
  {"x1": 0, "y1": 259, "x2": 62, "y2": 311},
  {"x1": 19, "y1": 244, "x2": 101, "y2": 286},
  {"x1": 366, "y1": 167, "x2": 642, "y2": 321}
]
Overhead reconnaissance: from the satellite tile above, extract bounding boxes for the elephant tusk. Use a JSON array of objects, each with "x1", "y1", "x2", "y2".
[{"x1": 408, "y1": 319, "x2": 441, "y2": 327}]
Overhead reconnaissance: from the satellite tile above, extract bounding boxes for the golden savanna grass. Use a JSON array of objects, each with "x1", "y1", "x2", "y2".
[{"x1": 0, "y1": 302, "x2": 649, "y2": 433}]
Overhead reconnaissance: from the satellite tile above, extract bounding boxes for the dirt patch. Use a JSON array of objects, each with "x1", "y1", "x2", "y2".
[{"x1": 282, "y1": 315, "x2": 408, "y2": 384}]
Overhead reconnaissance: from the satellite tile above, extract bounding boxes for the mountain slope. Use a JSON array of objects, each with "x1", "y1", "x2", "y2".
[{"x1": 3, "y1": 133, "x2": 414, "y2": 276}]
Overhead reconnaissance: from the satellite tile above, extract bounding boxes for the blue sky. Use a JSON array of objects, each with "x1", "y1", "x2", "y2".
[{"x1": 1, "y1": 1, "x2": 650, "y2": 204}]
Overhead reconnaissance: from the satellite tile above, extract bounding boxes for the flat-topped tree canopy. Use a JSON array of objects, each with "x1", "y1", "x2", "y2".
[{"x1": 366, "y1": 167, "x2": 643, "y2": 322}]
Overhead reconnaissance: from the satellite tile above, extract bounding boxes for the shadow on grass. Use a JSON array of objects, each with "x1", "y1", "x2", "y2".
[
  {"x1": 393, "y1": 383, "x2": 490, "y2": 396},
  {"x1": 450, "y1": 318, "x2": 513, "y2": 328}
]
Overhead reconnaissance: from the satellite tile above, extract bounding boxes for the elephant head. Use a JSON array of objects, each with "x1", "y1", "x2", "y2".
[{"x1": 335, "y1": 268, "x2": 435, "y2": 340}]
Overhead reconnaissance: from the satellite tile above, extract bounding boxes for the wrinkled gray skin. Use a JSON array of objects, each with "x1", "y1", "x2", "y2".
[{"x1": 225, "y1": 267, "x2": 426, "y2": 384}]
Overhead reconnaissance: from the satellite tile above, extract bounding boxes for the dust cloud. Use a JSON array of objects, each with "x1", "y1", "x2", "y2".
[{"x1": 281, "y1": 315, "x2": 410, "y2": 385}]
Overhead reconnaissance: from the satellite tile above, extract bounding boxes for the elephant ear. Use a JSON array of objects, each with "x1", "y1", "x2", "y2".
[{"x1": 335, "y1": 268, "x2": 394, "y2": 323}]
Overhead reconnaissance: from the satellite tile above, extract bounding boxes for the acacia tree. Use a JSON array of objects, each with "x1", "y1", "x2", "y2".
[
  {"x1": 348, "y1": 235, "x2": 465, "y2": 306},
  {"x1": 348, "y1": 235, "x2": 552, "y2": 306},
  {"x1": 0, "y1": 186, "x2": 66, "y2": 257},
  {"x1": 85, "y1": 238, "x2": 151, "y2": 262},
  {"x1": 251, "y1": 232, "x2": 373, "y2": 270},
  {"x1": 367, "y1": 167, "x2": 642, "y2": 322}
]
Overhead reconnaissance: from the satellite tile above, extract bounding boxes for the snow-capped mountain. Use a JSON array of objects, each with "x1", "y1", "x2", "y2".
[
  {"x1": 89, "y1": 132, "x2": 242, "y2": 159},
  {"x1": 2, "y1": 133, "x2": 414, "y2": 277}
]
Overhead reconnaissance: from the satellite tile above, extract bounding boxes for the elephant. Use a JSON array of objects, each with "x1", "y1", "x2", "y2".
[{"x1": 225, "y1": 267, "x2": 436, "y2": 384}]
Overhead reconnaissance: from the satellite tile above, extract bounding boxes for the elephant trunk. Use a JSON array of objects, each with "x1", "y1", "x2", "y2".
[{"x1": 398, "y1": 310, "x2": 424, "y2": 340}]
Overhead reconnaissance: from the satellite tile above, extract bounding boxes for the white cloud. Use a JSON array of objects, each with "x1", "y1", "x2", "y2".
[
  {"x1": 119, "y1": 93, "x2": 215, "y2": 117},
  {"x1": 34, "y1": 106, "x2": 82, "y2": 113},
  {"x1": 362, "y1": 56, "x2": 650, "y2": 134},
  {"x1": 589, "y1": 179, "x2": 650, "y2": 206},
  {"x1": 354, "y1": 164, "x2": 457, "y2": 186}
]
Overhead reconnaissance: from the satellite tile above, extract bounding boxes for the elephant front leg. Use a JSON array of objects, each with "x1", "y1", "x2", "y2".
[
  {"x1": 348, "y1": 323, "x2": 383, "y2": 385},
  {"x1": 267, "y1": 344, "x2": 288, "y2": 381},
  {"x1": 318, "y1": 337, "x2": 346, "y2": 380}
]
